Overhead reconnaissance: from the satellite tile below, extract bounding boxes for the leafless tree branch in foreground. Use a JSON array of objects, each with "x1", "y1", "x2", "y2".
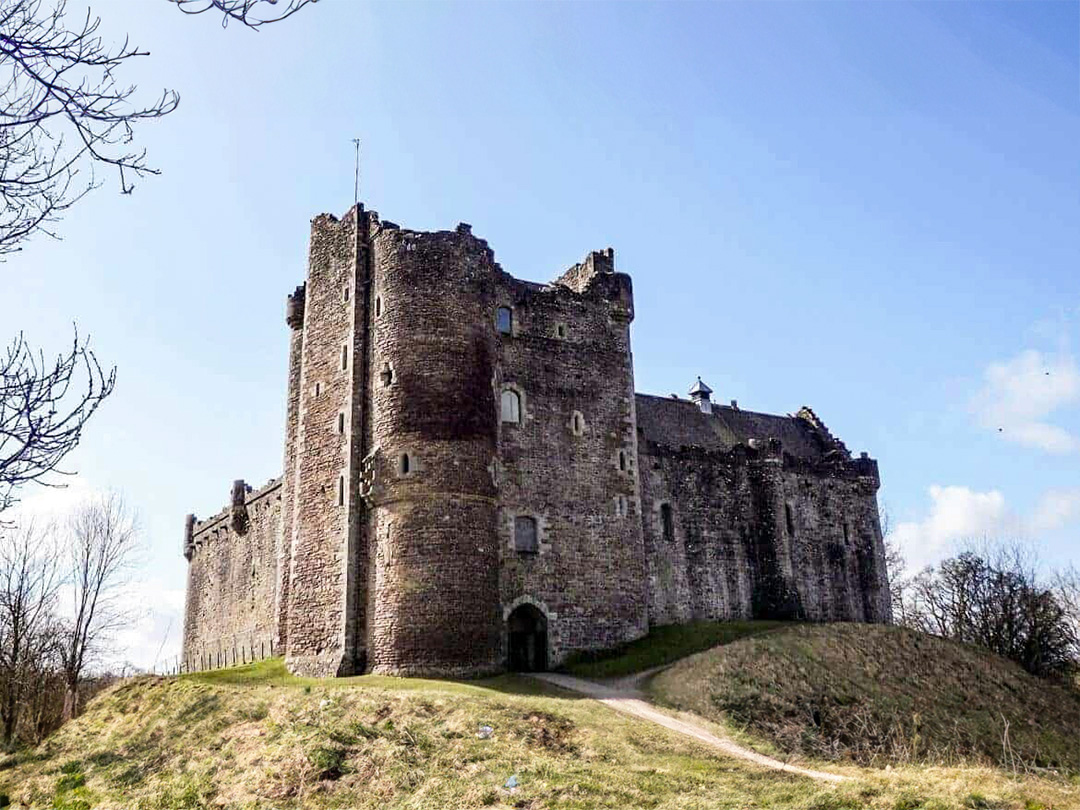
[
  {"x1": 0, "y1": 0, "x2": 179, "y2": 255},
  {"x1": 168, "y1": 0, "x2": 317, "y2": 29},
  {"x1": 0, "y1": 329, "x2": 116, "y2": 516},
  {"x1": 59, "y1": 491, "x2": 138, "y2": 719}
]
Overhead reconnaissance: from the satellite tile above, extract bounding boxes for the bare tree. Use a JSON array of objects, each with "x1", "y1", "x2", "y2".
[
  {"x1": 1057, "y1": 565, "x2": 1080, "y2": 665},
  {"x1": 59, "y1": 492, "x2": 138, "y2": 719},
  {"x1": 0, "y1": 330, "x2": 115, "y2": 516},
  {"x1": 0, "y1": 521, "x2": 61, "y2": 746},
  {"x1": 0, "y1": 0, "x2": 179, "y2": 256},
  {"x1": 878, "y1": 501, "x2": 908, "y2": 623},
  {"x1": 902, "y1": 542, "x2": 1078, "y2": 679},
  {"x1": 169, "y1": 0, "x2": 317, "y2": 29}
]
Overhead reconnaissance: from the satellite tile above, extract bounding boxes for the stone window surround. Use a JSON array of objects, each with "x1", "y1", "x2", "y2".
[
  {"x1": 569, "y1": 410, "x2": 586, "y2": 436},
  {"x1": 513, "y1": 515, "x2": 539, "y2": 553},
  {"x1": 496, "y1": 305, "x2": 514, "y2": 336},
  {"x1": 397, "y1": 450, "x2": 419, "y2": 478},
  {"x1": 502, "y1": 510, "x2": 550, "y2": 556},
  {"x1": 500, "y1": 383, "x2": 526, "y2": 425},
  {"x1": 657, "y1": 501, "x2": 675, "y2": 543}
]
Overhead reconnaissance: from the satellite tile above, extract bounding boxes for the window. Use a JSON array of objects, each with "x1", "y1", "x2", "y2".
[
  {"x1": 570, "y1": 410, "x2": 585, "y2": 436},
  {"x1": 314, "y1": 382, "x2": 322, "y2": 397},
  {"x1": 616, "y1": 495, "x2": 628, "y2": 517},
  {"x1": 496, "y1": 306, "x2": 513, "y2": 335},
  {"x1": 843, "y1": 522, "x2": 850, "y2": 544},
  {"x1": 661, "y1": 504, "x2": 674, "y2": 543},
  {"x1": 337, "y1": 475, "x2": 345, "y2": 506},
  {"x1": 555, "y1": 324, "x2": 567, "y2": 339},
  {"x1": 618, "y1": 450, "x2": 627, "y2": 471},
  {"x1": 400, "y1": 453, "x2": 411, "y2": 475},
  {"x1": 343, "y1": 286, "x2": 350, "y2": 303},
  {"x1": 785, "y1": 504, "x2": 796, "y2": 537},
  {"x1": 380, "y1": 364, "x2": 394, "y2": 387},
  {"x1": 501, "y1": 389, "x2": 521, "y2": 424},
  {"x1": 514, "y1": 516, "x2": 538, "y2": 553},
  {"x1": 375, "y1": 296, "x2": 382, "y2": 318},
  {"x1": 337, "y1": 412, "x2": 345, "y2": 434},
  {"x1": 341, "y1": 345, "x2": 348, "y2": 370}
]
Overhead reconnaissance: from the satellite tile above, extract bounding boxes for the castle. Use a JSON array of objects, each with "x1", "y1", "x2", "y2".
[{"x1": 181, "y1": 203, "x2": 892, "y2": 678}]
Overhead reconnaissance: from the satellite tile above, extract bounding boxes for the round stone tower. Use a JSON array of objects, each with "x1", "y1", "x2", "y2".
[{"x1": 366, "y1": 223, "x2": 502, "y2": 677}]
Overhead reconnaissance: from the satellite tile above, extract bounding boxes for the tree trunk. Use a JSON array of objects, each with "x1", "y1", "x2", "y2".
[
  {"x1": 62, "y1": 680, "x2": 79, "y2": 722},
  {"x1": 2, "y1": 698, "x2": 16, "y2": 749}
]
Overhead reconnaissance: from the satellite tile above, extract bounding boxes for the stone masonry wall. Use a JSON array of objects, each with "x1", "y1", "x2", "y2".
[
  {"x1": 283, "y1": 208, "x2": 368, "y2": 677},
  {"x1": 181, "y1": 202, "x2": 892, "y2": 679},
  {"x1": 364, "y1": 223, "x2": 502, "y2": 677},
  {"x1": 182, "y1": 479, "x2": 282, "y2": 671},
  {"x1": 639, "y1": 429, "x2": 891, "y2": 626},
  {"x1": 495, "y1": 251, "x2": 648, "y2": 667}
]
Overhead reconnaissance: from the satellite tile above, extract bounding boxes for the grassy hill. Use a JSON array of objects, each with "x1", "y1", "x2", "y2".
[
  {"x1": 1, "y1": 630, "x2": 1077, "y2": 809},
  {"x1": 651, "y1": 623, "x2": 1080, "y2": 774}
]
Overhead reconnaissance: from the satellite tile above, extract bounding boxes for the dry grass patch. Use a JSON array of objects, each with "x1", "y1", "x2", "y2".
[
  {"x1": 0, "y1": 657, "x2": 1076, "y2": 809},
  {"x1": 652, "y1": 623, "x2": 1080, "y2": 774}
]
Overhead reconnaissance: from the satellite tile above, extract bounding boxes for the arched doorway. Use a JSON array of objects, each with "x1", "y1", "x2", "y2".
[{"x1": 507, "y1": 604, "x2": 547, "y2": 672}]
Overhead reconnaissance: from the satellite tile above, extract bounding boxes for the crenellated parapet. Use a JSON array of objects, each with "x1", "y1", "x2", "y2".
[{"x1": 183, "y1": 477, "x2": 282, "y2": 559}]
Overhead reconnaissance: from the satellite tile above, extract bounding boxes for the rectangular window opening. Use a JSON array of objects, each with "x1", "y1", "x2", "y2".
[{"x1": 514, "y1": 515, "x2": 538, "y2": 553}]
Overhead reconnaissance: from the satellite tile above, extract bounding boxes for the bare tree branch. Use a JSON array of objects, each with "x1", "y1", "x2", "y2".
[
  {"x1": 168, "y1": 0, "x2": 317, "y2": 29},
  {"x1": 59, "y1": 491, "x2": 138, "y2": 719},
  {"x1": 0, "y1": 521, "x2": 61, "y2": 746},
  {"x1": 0, "y1": 328, "x2": 116, "y2": 515},
  {"x1": 0, "y1": 0, "x2": 179, "y2": 256},
  {"x1": 899, "y1": 540, "x2": 1078, "y2": 680}
]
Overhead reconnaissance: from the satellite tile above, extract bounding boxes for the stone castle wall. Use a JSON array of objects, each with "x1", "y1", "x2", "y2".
[
  {"x1": 495, "y1": 250, "x2": 648, "y2": 667},
  {"x1": 364, "y1": 222, "x2": 503, "y2": 677},
  {"x1": 637, "y1": 396, "x2": 891, "y2": 626},
  {"x1": 181, "y1": 203, "x2": 892, "y2": 677},
  {"x1": 181, "y1": 479, "x2": 282, "y2": 670}
]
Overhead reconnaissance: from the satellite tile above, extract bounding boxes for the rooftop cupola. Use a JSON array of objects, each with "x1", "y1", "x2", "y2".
[{"x1": 689, "y1": 377, "x2": 713, "y2": 414}]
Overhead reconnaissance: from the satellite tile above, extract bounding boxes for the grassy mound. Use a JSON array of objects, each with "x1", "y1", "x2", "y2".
[
  {"x1": 2, "y1": 655, "x2": 1077, "y2": 809},
  {"x1": 564, "y1": 619, "x2": 788, "y2": 679},
  {"x1": 651, "y1": 623, "x2": 1080, "y2": 772}
]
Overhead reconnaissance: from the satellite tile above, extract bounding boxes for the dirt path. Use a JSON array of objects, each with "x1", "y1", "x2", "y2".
[{"x1": 531, "y1": 671, "x2": 849, "y2": 784}]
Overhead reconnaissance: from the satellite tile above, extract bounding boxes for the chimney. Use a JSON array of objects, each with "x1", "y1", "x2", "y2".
[{"x1": 689, "y1": 377, "x2": 714, "y2": 414}]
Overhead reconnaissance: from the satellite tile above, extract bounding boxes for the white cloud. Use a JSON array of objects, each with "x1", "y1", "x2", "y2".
[
  {"x1": 892, "y1": 485, "x2": 1010, "y2": 571},
  {"x1": 893, "y1": 484, "x2": 1080, "y2": 572},
  {"x1": 5, "y1": 480, "x2": 185, "y2": 673},
  {"x1": 1029, "y1": 488, "x2": 1080, "y2": 534},
  {"x1": 972, "y1": 349, "x2": 1080, "y2": 453},
  {"x1": 111, "y1": 578, "x2": 187, "y2": 673},
  {"x1": 5, "y1": 477, "x2": 100, "y2": 527}
]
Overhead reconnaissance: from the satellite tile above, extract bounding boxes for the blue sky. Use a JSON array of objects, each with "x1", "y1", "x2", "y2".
[{"x1": 4, "y1": 0, "x2": 1078, "y2": 669}]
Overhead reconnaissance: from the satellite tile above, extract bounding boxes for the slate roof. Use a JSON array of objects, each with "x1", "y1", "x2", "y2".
[{"x1": 634, "y1": 393, "x2": 837, "y2": 461}]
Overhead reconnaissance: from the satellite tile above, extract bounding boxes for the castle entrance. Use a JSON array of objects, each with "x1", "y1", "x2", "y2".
[{"x1": 507, "y1": 604, "x2": 547, "y2": 672}]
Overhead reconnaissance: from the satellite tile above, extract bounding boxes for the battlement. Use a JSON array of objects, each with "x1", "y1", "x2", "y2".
[
  {"x1": 553, "y1": 247, "x2": 616, "y2": 293},
  {"x1": 183, "y1": 477, "x2": 283, "y2": 559}
]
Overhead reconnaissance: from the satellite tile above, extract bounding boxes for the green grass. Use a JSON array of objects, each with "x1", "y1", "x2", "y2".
[
  {"x1": 563, "y1": 619, "x2": 788, "y2": 679},
  {"x1": 651, "y1": 623, "x2": 1080, "y2": 773},
  {"x1": 2, "y1": 636, "x2": 1077, "y2": 809}
]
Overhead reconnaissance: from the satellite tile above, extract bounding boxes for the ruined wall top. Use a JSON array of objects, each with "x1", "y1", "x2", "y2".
[{"x1": 635, "y1": 393, "x2": 874, "y2": 476}]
